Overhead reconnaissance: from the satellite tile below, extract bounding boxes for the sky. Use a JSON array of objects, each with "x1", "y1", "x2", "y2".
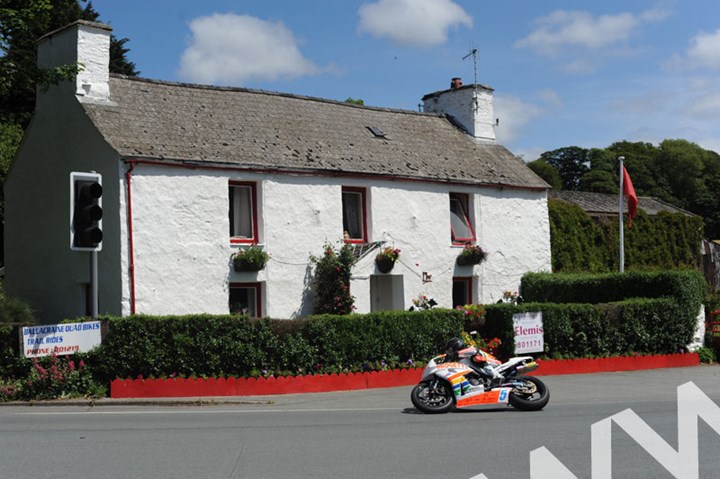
[{"x1": 88, "y1": 0, "x2": 720, "y2": 160}]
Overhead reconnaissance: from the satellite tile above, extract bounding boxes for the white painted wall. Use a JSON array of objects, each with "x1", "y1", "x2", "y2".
[{"x1": 126, "y1": 167, "x2": 551, "y2": 319}]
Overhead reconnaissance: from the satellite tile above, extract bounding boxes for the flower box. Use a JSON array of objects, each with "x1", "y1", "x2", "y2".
[
  {"x1": 456, "y1": 244, "x2": 487, "y2": 266},
  {"x1": 232, "y1": 247, "x2": 269, "y2": 272},
  {"x1": 375, "y1": 246, "x2": 400, "y2": 273}
]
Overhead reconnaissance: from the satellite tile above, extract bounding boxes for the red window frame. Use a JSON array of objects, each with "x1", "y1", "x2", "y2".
[
  {"x1": 342, "y1": 186, "x2": 368, "y2": 244},
  {"x1": 452, "y1": 277, "x2": 473, "y2": 308},
  {"x1": 229, "y1": 181, "x2": 259, "y2": 244},
  {"x1": 450, "y1": 192, "x2": 475, "y2": 244},
  {"x1": 229, "y1": 282, "x2": 262, "y2": 318}
]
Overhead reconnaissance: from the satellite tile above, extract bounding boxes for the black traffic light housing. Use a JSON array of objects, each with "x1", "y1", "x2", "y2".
[{"x1": 71, "y1": 172, "x2": 103, "y2": 251}]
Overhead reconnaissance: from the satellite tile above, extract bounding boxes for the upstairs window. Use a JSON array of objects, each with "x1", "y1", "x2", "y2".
[
  {"x1": 230, "y1": 181, "x2": 258, "y2": 244},
  {"x1": 342, "y1": 187, "x2": 367, "y2": 243},
  {"x1": 450, "y1": 193, "x2": 475, "y2": 244}
]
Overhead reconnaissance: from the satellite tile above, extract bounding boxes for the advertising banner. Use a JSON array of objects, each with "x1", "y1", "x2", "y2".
[
  {"x1": 513, "y1": 311, "x2": 544, "y2": 354},
  {"x1": 22, "y1": 321, "x2": 101, "y2": 358}
]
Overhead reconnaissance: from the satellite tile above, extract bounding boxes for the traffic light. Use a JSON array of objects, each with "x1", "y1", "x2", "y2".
[{"x1": 70, "y1": 172, "x2": 103, "y2": 251}]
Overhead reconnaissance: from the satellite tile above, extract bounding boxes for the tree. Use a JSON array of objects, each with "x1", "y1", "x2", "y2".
[
  {"x1": 539, "y1": 146, "x2": 590, "y2": 191},
  {"x1": 527, "y1": 159, "x2": 562, "y2": 189},
  {"x1": 0, "y1": 0, "x2": 138, "y2": 126}
]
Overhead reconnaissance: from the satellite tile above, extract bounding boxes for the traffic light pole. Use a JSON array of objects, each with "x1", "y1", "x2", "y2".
[{"x1": 91, "y1": 250, "x2": 99, "y2": 319}]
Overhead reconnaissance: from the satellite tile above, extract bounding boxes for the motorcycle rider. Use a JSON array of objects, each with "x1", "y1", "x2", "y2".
[{"x1": 444, "y1": 337, "x2": 501, "y2": 386}]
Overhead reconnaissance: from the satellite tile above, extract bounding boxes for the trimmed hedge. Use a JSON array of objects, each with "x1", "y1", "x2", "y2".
[
  {"x1": 88, "y1": 309, "x2": 464, "y2": 381},
  {"x1": 549, "y1": 199, "x2": 704, "y2": 272},
  {"x1": 483, "y1": 298, "x2": 689, "y2": 359},
  {"x1": 520, "y1": 270, "x2": 706, "y2": 308},
  {"x1": 0, "y1": 271, "x2": 703, "y2": 387},
  {"x1": 480, "y1": 270, "x2": 707, "y2": 359}
]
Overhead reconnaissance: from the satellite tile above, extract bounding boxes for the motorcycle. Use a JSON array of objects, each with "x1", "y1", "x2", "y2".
[{"x1": 410, "y1": 343, "x2": 550, "y2": 414}]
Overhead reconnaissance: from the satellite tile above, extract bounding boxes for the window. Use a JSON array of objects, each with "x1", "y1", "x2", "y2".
[
  {"x1": 230, "y1": 182, "x2": 258, "y2": 244},
  {"x1": 452, "y1": 277, "x2": 473, "y2": 308},
  {"x1": 450, "y1": 193, "x2": 475, "y2": 244},
  {"x1": 342, "y1": 187, "x2": 367, "y2": 243},
  {"x1": 229, "y1": 282, "x2": 262, "y2": 318}
]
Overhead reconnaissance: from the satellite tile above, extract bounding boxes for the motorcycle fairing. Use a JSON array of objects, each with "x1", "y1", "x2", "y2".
[{"x1": 456, "y1": 387, "x2": 511, "y2": 408}]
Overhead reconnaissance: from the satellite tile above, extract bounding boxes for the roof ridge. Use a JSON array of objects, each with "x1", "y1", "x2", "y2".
[{"x1": 109, "y1": 74, "x2": 440, "y2": 118}]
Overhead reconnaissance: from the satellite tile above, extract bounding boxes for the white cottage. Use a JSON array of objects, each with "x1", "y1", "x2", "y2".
[{"x1": 4, "y1": 21, "x2": 551, "y2": 324}]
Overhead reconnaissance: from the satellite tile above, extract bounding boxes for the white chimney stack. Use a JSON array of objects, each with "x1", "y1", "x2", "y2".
[
  {"x1": 422, "y1": 78, "x2": 496, "y2": 142},
  {"x1": 37, "y1": 20, "x2": 112, "y2": 103}
]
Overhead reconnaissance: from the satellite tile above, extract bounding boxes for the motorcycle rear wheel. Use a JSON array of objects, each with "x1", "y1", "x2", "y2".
[
  {"x1": 508, "y1": 376, "x2": 550, "y2": 411},
  {"x1": 411, "y1": 380, "x2": 455, "y2": 414}
]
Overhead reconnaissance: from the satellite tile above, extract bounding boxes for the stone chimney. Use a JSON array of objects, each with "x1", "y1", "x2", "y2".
[
  {"x1": 422, "y1": 78, "x2": 496, "y2": 141},
  {"x1": 36, "y1": 20, "x2": 112, "y2": 103}
]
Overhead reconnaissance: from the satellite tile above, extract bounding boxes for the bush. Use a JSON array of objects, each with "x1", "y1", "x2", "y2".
[
  {"x1": 549, "y1": 198, "x2": 704, "y2": 272},
  {"x1": 88, "y1": 309, "x2": 464, "y2": 381},
  {"x1": 311, "y1": 243, "x2": 356, "y2": 314},
  {"x1": 0, "y1": 354, "x2": 106, "y2": 401}
]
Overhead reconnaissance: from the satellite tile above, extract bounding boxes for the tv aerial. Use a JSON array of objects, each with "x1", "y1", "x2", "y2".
[{"x1": 462, "y1": 47, "x2": 478, "y2": 86}]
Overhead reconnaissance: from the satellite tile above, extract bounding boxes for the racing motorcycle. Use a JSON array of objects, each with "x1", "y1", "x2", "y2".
[{"x1": 410, "y1": 338, "x2": 550, "y2": 414}]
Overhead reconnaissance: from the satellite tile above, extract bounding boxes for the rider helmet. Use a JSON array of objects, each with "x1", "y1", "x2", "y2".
[{"x1": 445, "y1": 337, "x2": 465, "y2": 353}]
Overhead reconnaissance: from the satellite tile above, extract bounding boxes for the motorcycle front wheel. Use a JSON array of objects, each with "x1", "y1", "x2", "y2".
[
  {"x1": 508, "y1": 375, "x2": 550, "y2": 411},
  {"x1": 411, "y1": 379, "x2": 455, "y2": 414}
]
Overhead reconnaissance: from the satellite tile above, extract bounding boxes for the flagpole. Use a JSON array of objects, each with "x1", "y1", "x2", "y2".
[{"x1": 619, "y1": 156, "x2": 625, "y2": 272}]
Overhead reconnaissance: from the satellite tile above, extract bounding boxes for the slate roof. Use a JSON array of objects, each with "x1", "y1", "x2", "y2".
[
  {"x1": 81, "y1": 75, "x2": 548, "y2": 190},
  {"x1": 549, "y1": 190, "x2": 696, "y2": 216}
]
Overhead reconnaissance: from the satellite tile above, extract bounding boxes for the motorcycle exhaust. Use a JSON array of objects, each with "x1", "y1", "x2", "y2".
[{"x1": 516, "y1": 361, "x2": 538, "y2": 374}]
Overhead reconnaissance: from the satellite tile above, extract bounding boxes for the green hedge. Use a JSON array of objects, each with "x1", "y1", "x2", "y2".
[
  {"x1": 520, "y1": 270, "x2": 706, "y2": 308},
  {"x1": 0, "y1": 270, "x2": 703, "y2": 387},
  {"x1": 88, "y1": 309, "x2": 464, "y2": 381},
  {"x1": 482, "y1": 298, "x2": 689, "y2": 359},
  {"x1": 549, "y1": 198, "x2": 704, "y2": 272}
]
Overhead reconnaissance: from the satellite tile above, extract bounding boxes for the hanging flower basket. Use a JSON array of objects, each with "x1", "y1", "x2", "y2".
[
  {"x1": 375, "y1": 247, "x2": 400, "y2": 273},
  {"x1": 232, "y1": 247, "x2": 269, "y2": 272},
  {"x1": 456, "y1": 244, "x2": 487, "y2": 266}
]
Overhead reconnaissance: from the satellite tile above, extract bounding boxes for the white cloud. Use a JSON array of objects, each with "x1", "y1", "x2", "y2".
[
  {"x1": 516, "y1": 10, "x2": 636, "y2": 55},
  {"x1": 178, "y1": 14, "x2": 319, "y2": 85},
  {"x1": 536, "y1": 88, "x2": 564, "y2": 109},
  {"x1": 494, "y1": 94, "x2": 543, "y2": 145},
  {"x1": 671, "y1": 28, "x2": 720, "y2": 71},
  {"x1": 357, "y1": 0, "x2": 472, "y2": 47},
  {"x1": 516, "y1": 8, "x2": 667, "y2": 56},
  {"x1": 685, "y1": 89, "x2": 720, "y2": 119}
]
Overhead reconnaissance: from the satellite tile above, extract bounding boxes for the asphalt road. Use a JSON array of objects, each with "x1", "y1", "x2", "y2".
[{"x1": 2, "y1": 366, "x2": 720, "y2": 479}]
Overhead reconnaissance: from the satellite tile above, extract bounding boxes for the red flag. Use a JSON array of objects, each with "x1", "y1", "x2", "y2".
[{"x1": 622, "y1": 166, "x2": 638, "y2": 227}]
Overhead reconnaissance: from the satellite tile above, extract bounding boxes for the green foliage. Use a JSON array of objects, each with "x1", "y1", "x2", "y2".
[
  {"x1": 548, "y1": 198, "x2": 704, "y2": 272},
  {"x1": 231, "y1": 247, "x2": 270, "y2": 271},
  {"x1": 526, "y1": 159, "x2": 562, "y2": 189},
  {"x1": 521, "y1": 270, "x2": 706, "y2": 307},
  {"x1": 544, "y1": 139, "x2": 720, "y2": 239},
  {"x1": 540, "y1": 146, "x2": 591, "y2": 190},
  {"x1": 549, "y1": 198, "x2": 612, "y2": 272},
  {"x1": 0, "y1": 354, "x2": 105, "y2": 401},
  {"x1": 0, "y1": 0, "x2": 137, "y2": 125},
  {"x1": 310, "y1": 243, "x2": 356, "y2": 314},
  {"x1": 0, "y1": 290, "x2": 35, "y2": 324},
  {"x1": 510, "y1": 270, "x2": 706, "y2": 357},
  {"x1": 84, "y1": 310, "x2": 463, "y2": 380},
  {"x1": 696, "y1": 347, "x2": 715, "y2": 364},
  {"x1": 483, "y1": 298, "x2": 693, "y2": 360},
  {"x1": 344, "y1": 98, "x2": 364, "y2": 105}
]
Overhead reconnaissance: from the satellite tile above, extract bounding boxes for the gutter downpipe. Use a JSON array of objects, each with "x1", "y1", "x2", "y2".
[{"x1": 125, "y1": 162, "x2": 136, "y2": 314}]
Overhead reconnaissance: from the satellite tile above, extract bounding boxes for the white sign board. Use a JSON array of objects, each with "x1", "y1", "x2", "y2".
[
  {"x1": 513, "y1": 311, "x2": 544, "y2": 354},
  {"x1": 22, "y1": 321, "x2": 102, "y2": 358}
]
